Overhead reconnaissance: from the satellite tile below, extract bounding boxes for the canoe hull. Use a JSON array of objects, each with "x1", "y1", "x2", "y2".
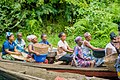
[
  {"x1": 48, "y1": 69, "x2": 117, "y2": 78},
  {"x1": 0, "y1": 60, "x2": 118, "y2": 79}
]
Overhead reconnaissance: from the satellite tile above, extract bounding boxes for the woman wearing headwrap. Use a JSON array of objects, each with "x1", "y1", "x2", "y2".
[
  {"x1": 2, "y1": 32, "x2": 26, "y2": 60},
  {"x1": 28, "y1": 35, "x2": 39, "y2": 55},
  {"x1": 82, "y1": 32, "x2": 103, "y2": 57},
  {"x1": 27, "y1": 35, "x2": 35, "y2": 42},
  {"x1": 82, "y1": 32, "x2": 104, "y2": 66},
  {"x1": 72, "y1": 36, "x2": 95, "y2": 67},
  {"x1": 28, "y1": 35, "x2": 48, "y2": 63}
]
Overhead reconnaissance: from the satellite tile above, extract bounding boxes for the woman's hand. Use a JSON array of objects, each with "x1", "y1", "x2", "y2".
[
  {"x1": 69, "y1": 50, "x2": 73, "y2": 53},
  {"x1": 15, "y1": 52, "x2": 21, "y2": 55},
  {"x1": 5, "y1": 49, "x2": 21, "y2": 55},
  {"x1": 86, "y1": 58, "x2": 91, "y2": 60},
  {"x1": 35, "y1": 52, "x2": 40, "y2": 55}
]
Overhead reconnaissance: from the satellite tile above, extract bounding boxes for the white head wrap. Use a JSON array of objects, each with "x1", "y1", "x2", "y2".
[
  {"x1": 84, "y1": 32, "x2": 91, "y2": 37},
  {"x1": 27, "y1": 35, "x2": 37, "y2": 41}
]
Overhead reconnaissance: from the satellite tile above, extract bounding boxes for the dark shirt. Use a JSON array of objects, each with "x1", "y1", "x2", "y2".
[
  {"x1": 2, "y1": 40, "x2": 16, "y2": 55},
  {"x1": 39, "y1": 40, "x2": 50, "y2": 45}
]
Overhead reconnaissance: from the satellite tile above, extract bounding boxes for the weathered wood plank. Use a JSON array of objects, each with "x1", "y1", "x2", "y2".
[
  {"x1": 0, "y1": 67, "x2": 45, "y2": 80},
  {"x1": 0, "y1": 61, "x2": 106, "y2": 80},
  {"x1": 0, "y1": 60, "x2": 112, "y2": 71},
  {"x1": 0, "y1": 59, "x2": 117, "y2": 79}
]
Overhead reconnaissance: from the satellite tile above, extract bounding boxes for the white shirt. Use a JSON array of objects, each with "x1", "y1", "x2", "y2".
[
  {"x1": 105, "y1": 43, "x2": 117, "y2": 55},
  {"x1": 81, "y1": 40, "x2": 92, "y2": 55},
  {"x1": 56, "y1": 40, "x2": 68, "y2": 59},
  {"x1": 15, "y1": 39, "x2": 26, "y2": 51}
]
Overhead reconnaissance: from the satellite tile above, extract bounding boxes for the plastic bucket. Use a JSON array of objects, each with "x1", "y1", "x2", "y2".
[{"x1": 34, "y1": 54, "x2": 47, "y2": 62}]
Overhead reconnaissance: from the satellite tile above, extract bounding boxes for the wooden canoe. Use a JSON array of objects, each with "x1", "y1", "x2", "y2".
[
  {"x1": 0, "y1": 67, "x2": 45, "y2": 80},
  {"x1": 0, "y1": 60, "x2": 118, "y2": 79},
  {"x1": 0, "y1": 60, "x2": 107, "y2": 80}
]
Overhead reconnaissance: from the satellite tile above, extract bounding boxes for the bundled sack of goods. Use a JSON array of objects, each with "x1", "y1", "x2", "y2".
[
  {"x1": 33, "y1": 43, "x2": 49, "y2": 62},
  {"x1": 33, "y1": 43, "x2": 49, "y2": 54},
  {"x1": 104, "y1": 53, "x2": 118, "y2": 71}
]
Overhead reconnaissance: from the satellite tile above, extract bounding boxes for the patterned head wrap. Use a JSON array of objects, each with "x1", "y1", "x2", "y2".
[
  {"x1": 6, "y1": 32, "x2": 13, "y2": 38},
  {"x1": 75, "y1": 36, "x2": 82, "y2": 44}
]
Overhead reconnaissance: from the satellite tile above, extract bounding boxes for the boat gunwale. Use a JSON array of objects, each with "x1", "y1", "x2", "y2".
[
  {"x1": 0, "y1": 60, "x2": 115, "y2": 72},
  {"x1": 0, "y1": 59, "x2": 118, "y2": 79}
]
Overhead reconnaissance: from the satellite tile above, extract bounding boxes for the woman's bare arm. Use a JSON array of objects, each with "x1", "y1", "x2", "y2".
[
  {"x1": 5, "y1": 49, "x2": 20, "y2": 55},
  {"x1": 28, "y1": 45, "x2": 39, "y2": 55},
  {"x1": 67, "y1": 46, "x2": 74, "y2": 51},
  {"x1": 84, "y1": 41, "x2": 104, "y2": 50},
  {"x1": 14, "y1": 46, "x2": 20, "y2": 52},
  {"x1": 60, "y1": 47, "x2": 73, "y2": 53}
]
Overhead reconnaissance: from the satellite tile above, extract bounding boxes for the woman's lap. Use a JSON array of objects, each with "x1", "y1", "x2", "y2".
[
  {"x1": 58, "y1": 54, "x2": 73, "y2": 62},
  {"x1": 78, "y1": 60, "x2": 91, "y2": 67},
  {"x1": 2, "y1": 54, "x2": 15, "y2": 60}
]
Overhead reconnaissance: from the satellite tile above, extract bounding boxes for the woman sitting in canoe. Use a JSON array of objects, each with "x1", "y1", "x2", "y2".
[
  {"x1": 39, "y1": 34, "x2": 52, "y2": 46},
  {"x1": 28, "y1": 35, "x2": 48, "y2": 64},
  {"x1": 56, "y1": 32, "x2": 73, "y2": 64},
  {"x1": 72, "y1": 36, "x2": 95, "y2": 67},
  {"x1": 15, "y1": 32, "x2": 28, "y2": 58},
  {"x1": 82, "y1": 32, "x2": 104, "y2": 67},
  {"x1": 39, "y1": 34, "x2": 52, "y2": 51},
  {"x1": 2, "y1": 32, "x2": 26, "y2": 61}
]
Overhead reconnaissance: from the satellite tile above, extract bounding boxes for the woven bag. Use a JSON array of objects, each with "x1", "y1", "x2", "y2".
[
  {"x1": 104, "y1": 53, "x2": 118, "y2": 71},
  {"x1": 33, "y1": 43, "x2": 49, "y2": 54}
]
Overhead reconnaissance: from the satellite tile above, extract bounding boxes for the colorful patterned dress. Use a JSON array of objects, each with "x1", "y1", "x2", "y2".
[{"x1": 73, "y1": 45, "x2": 91, "y2": 67}]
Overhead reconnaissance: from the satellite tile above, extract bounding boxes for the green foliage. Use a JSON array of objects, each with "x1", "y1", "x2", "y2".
[{"x1": 0, "y1": 0, "x2": 120, "y2": 48}]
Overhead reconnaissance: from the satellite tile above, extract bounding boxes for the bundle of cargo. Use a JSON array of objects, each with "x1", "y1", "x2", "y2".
[
  {"x1": 104, "y1": 53, "x2": 118, "y2": 71},
  {"x1": 33, "y1": 43, "x2": 49, "y2": 54},
  {"x1": 33, "y1": 43, "x2": 49, "y2": 62}
]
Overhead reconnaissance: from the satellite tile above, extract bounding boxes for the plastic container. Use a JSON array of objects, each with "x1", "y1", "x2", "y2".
[
  {"x1": 93, "y1": 50, "x2": 105, "y2": 58},
  {"x1": 47, "y1": 48, "x2": 57, "y2": 58},
  {"x1": 34, "y1": 54, "x2": 47, "y2": 62}
]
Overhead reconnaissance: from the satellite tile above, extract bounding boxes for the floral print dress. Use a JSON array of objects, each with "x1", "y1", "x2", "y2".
[{"x1": 73, "y1": 45, "x2": 91, "y2": 67}]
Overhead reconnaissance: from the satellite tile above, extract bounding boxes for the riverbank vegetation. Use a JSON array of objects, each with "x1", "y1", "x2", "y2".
[{"x1": 0, "y1": 0, "x2": 120, "y2": 49}]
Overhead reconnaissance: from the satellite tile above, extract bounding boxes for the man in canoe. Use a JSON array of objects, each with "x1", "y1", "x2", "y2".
[
  {"x1": 82, "y1": 32, "x2": 104, "y2": 67},
  {"x1": 105, "y1": 31, "x2": 120, "y2": 79},
  {"x1": 104, "y1": 32, "x2": 118, "y2": 68},
  {"x1": 105, "y1": 32, "x2": 117, "y2": 56}
]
